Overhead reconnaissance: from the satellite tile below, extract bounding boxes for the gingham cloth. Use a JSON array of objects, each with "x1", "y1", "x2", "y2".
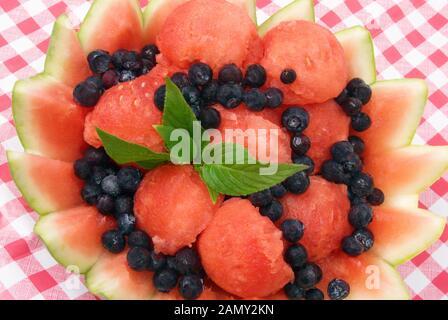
[{"x1": 0, "y1": 0, "x2": 447, "y2": 300}]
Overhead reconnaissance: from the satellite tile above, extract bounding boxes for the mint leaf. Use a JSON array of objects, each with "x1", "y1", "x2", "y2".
[
  {"x1": 96, "y1": 128, "x2": 170, "y2": 168},
  {"x1": 154, "y1": 124, "x2": 200, "y2": 164}
]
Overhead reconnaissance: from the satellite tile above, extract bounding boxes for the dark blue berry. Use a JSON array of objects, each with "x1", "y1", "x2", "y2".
[
  {"x1": 171, "y1": 72, "x2": 190, "y2": 89},
  {"x1": 117, "y1": 167, "x2": 142, "y2": 194},
  {"x1": 350, "y1": 172, "x2": 374, "y2": 197},
  {"x1": 281, "y1": 219, "x2": 305, "y2": 243},
  {"x1": 243, "y1": 88, "x2": 267, "y2": 111},
  {"x1": 244, "y1": 64, "x2": 266, "y2": 88},
  {"x1": 141, "y1": 58, "x2": 155, "y2": 75},
  {"x1": 117, "y1": 213, "x2": 136, "y2": 235},
  {"x1": 348, "y1": 135, "x2": 365, "y2": 155},
  {"x1": 270, "y1": 184, "x2": 287, "y2": 198},
  {"x1": 81, "y1": 182, "x2": 101, "y2": 205},
  {"x1": 90, "y1": 165, "x2": 115, "y2": 185},
  {"x1": 285, "y1": 244, "x2": 308, "y2": 269},
  {"x1": 190, "y1": 104, "x2": 202, "y2": 118},
  {"x1": 280, "y1": 69, "x2": 297, "y2": 84},
  {"x1": 74, "y1": 159, "x2": 91, "y2": 180},
  {"x1": 218, "y1": 64, "x2": 243, "y2": 84},
  {"x1": 291, "y1": 155, "x2": 314, "y2": 175},
  {"x1": 347, "y1": 78, "x2": 372, "y2": 105},
  {"x1": 96, "y1": 194, "x2": 115, "y2": 215},
  {"x1": 367, "y1": 188, "x2": 384, "y2": 206},
  {"x1": 127, "y1": 246, "x2": 151, "y2": 271},
  {"x1": 331, "y1": 141, "x2": 354, "y2": 163},
  {"x1": 201, "y1": 80, "x2": 219, "y2": 105},
  {"x1": 102, "y1": 70, "x2": 118, "y2": 89},
  {"x1": 341, "y1": 97, "x2": 362, "y2": 116},
  {"x1": 328, "y1": 279, "x2": 350, "y2": 300},
  {"x1": 153, "y1": 268, "x2": 178, "y2": 293},
  {"x1": 84, "y1": 147, "x2": 109, "y2": 165},
  {"x1": 248, "y1": 189, "x2": 273, "y2": 207},
  {"x1": 118, "y1": 69, "x2": 136, "y2": 82},
  {"x1": 305, "y1": 288, "x2": 324, "y2": 300},
  {"x1": 101, "y1": 229, "x2": 125, "y2": 253},
  {"x1": 291, "y1": 134, "x2": 311, "y2": 156},
  {"x1": 182, "y1": 86, "x2": 201, "y2": 107},
  {"x1": 341, "y1": 153, "x2": 363, "y2": 174},
  {"x1": 216, "y1": 83, "x2": 243, "y2": 109},
  {"x1": 265, "y1": 88, "x2": 284, "y2": 108},
  {"x1": 259, "y1": 199, "x2": 283, "y2": 222},
  {"x1": 175, "y1": 248, "x2": 202, "y2": 275},
  {"x1": 87, "y1": 50, "x2": 111, "y2": 74},
  {"x1": 188, "y1": 62, "x2": 213, "y2": 86},
  {"x1": 281, "y1": 107, "x2": 309, "y2": 133},
  {"x1": 178, "y1": 275, "x2": 203, "y2": 300},
  {"x1": 166, "y1": 256, "x2": 177, "y2": 270},
  {"x1": 86, "y1": 75, "x2": 104, "y2": 92},
  {"x1": 128, "y1": 230, "x2": 152, "y2": 249},
  {"x1": 121, "y1": 51, "x2": 141, "y2": 71},
  {"x1": 148, "y1": 251, "x2": 167, "y2": 272},
  {"x1": 295, "y1": 263, "x2": 322, "y2": 289},
  {"x1": 73, "y1": 81, "x2": 102, "y2": 107},
  {"x1": 321, "y1": 160, "x2": 350, "y2": 184},
  {"x1": 335, "y1": 88, "x2": 349, "y2": 105},
  {"x1": 284, "y1": 282, "x2": 305, "y2": 300},
  {"x1": 199, "y1": 107, "x2": 221, "y2": 129},
  {"x1": 111, "y1": 49, "x2": 129, "y2": 69},
  {"x1": 349, "y1": 203, "x2": 373, "y2": 228},
  {"x1": 342, "y1": 235, "x2": 364, "y2": 256},
  {"x1": 351, "y1": 112, "x2": 371, "y2": 132},
  {"x1": 101, "y1": 175, "x2": 121, "y2": 197},
  {"x1": 283, "y1": 172, "x2": 310, "y2": 194},
  {"x1": 154, "y1": 85, "x2": 166, "y2": 111},
  {"x1": 141, "y1": 44, "x2": 159, "y2": 63},
  {"x1": 353, "y1": 228, "x2": 374, "y2": 251}
]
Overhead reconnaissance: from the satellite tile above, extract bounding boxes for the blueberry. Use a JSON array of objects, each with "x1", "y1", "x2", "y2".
[
  {"x1": 171, "y1": 72, "x2": 190, "y2": 89},
  {"x1": 281, "y1": 219, "x2": 305, "y2": 243},
  {"x1": 85, "y1": 75, "x2": 104, "y2": 92},
  {"x1": 118, "y1": 70, "x2": 136, "y2": 82},
  {"x1": 280, "y1": 69, "x2": 297, "y2": 84},
  {"x1": 328, "y1": 278, "x2": 350, "y2": 300},
  {"x1": 81, "y1": 182, "x2": 101, "y2": 205},
  {"x1": 351, "y1": 112, "x2": 371, "y2": 132},
  {"x1": 341, "y1": 97, "x2": 362, "y2": 116},
  {"x1": 321, "y1": 160, "x2": 350, "y2": 184},
  {"x1": 353, "y1": 228, "x2": 374, "y2": 251},
  {"x1": 305, "y1": 288, "x2": 324, "y2": 300},
  {"x1": 101, "y1": 175, "x2": 121, "y2": 196},
  {"x1": 291, "y1": 134, "x2": 311, "y2": 156},
  {"x1": 259, "y1": 199, "x2": 283, "y2": 222},
  {"x1": 349, "y1": 203, "x2": 373, "y2": 228},
  {"x1": 141, "y1": 44, "x2": 159, "y2": 63},
  {"x1": 295, "y1": 263, "x2": 322, "y2": 289},
  {"x1": 84, "y1": 147, "x2": 109, "y2": 165},
  {"x1": 218, "y1": 64, "x2": 243, "y2": 84},
  {"x1": 248, "y1": 189, "x2": 273, "y2": 207},
  {"x1": 341, "y1": 235, "x2": 364, "y2": 256},
  {"x1": 154, "y1": 85, "x2": 166, "y2": 111},
  {"x1": 216, "y1": 84, "x2": 243, "y2": 109},
  {"x1": 188, "y1": 62, "x2": 213, "y2": 86},
  {"x1": 199, "y1": 107, "x2": 221, "y2": 129},
  {"x1": 283, "y1": 172, "x2": 310, "y2": 194},
  {"x1": 281, "y1": 107, "x2": 309, "y2": 133},
  {"x1": 175, "y1": 248, "x2": 202, "y2": 275},
  {"x1": 121, "y1": 51, "x2": 141, "y2": 71},
  {"x1": 90, "y1": 166, "x2": 115, "y2": 185},
  {"x1": 291, "y1": 155, "x2": 314, "y2": 175},
  {"x1": 112, "y1": 49, "x2": 129, "y2": 69},
  {"x1": 331, "y1": 141, "x2": 354, "y2": 163},
  {"x1": 348, "y1": 136, "x2": 365, "y2": 155},
  {"x1": 201, "y1": 80, "x2": 219, "y2": 105},
  {"x1": 265, "y1": 88, "x2": 284, "y2": 108},
  {"x1": 102, "y1": 70, "x2": 118, "y2": 89},
  {"x1": 117, "y1": 167, "x2": 142, "y2": 194},
  {"x1": 270, "y1": 184, "x2": 287, "y2": 198},
  {"x1": 87, "y1": 50, "x2": 111, "y2": 74},
  {"x1": 127, "y1": 246, "x2": 151, "y2": 271},
  {"x1": 243, "y1": 88, "x2": 267, "y2": 111},
  {"x1": 285, "y1": 244, "x2": 308, "y2": 269},
  {"x1": 347, "y1": 78, "x2": 372, "y2": 105},
  {"x1": 190, "y1": 104, "x2": 202, "y2": 118},
  {"x1": 166, "y1": 256, "x2": 178, "y2": 270},
  {"x1": 148, "y1": 251, "x2": 167, "y2": 272},
  {"x1": 335, "y1": 88, "x2": 349, "y2": 105},
  {"x1": 117, "y1": 213, "x2": 135, "y2": 235},
  {"x1": 182, "y1": 86, "x2": 202, "y2": 107},
  {"x1": 284, "y1": 282, "x2": 305, "y2": 300},
  {"x1": 153, "y1": 268, "x2": 178, "y2": 293},
  {"x1": 101, "y1": 229, "x2": 125, "y2": 253},
  {"x1": 74, "y1": 159, "x2": 91, "y2": 180},
  {"x1": 73, "y1": 81, "x2": 102, "y2": 107},
  {"x1": 96, "y1": 194, "x2": 115, "y2": 215},
  {"x1": 141, "y1": 58, "x2": 155, "y2": 74},
  {"x1": 244, "y1": 64, "x2": 266, "y2": 88},
  {"x1": 367, "y1": 188, "x2": 384, "y2": 206},
  {"x1": 340, "y1": 153, "x2": 363, "y2": 174},
  {"x1": 128, "y1": 230, "x2": 152, "y2": 249},
  {"x1": 179, "y1": 275, "x2": 204, "y2": 300},
  {"x1": 350, "y1": 172, "x2": 374, "y2": 197}
]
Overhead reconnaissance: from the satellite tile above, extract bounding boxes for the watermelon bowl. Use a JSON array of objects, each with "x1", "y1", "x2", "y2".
[{"x1": 3, "y1": 0, "x2": 448, "y2": 300}]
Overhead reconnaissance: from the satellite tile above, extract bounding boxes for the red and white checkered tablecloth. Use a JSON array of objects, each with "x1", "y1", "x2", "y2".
[{"x1": 0, "y1": 0, "x2": 447, "y2": 300}]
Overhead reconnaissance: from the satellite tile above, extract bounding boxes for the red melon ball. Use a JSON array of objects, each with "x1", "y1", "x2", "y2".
[
  {"x1": 278, "y1": 176, "x2": 351, "y2": 261},
  {"x1": 134, "y1": 164, "x2": 222, "y2": 255},
  {"x1": 198, "y1": 198, "x2": 294, "y2": 298},
  {"x1": 157, "y1": 0, "x2": 260, "y2": 71},
  {"x1": 261, "y1": 20, "x2": 348, "y2": 105}
]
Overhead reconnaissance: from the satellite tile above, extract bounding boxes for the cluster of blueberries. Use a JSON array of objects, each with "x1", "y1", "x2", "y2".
[
  {"x1": 336, "y1": 78, "x2": 373, "y2": 132},
  {"x1": 321, "y1": 138, "x2": 385, "y2": 257},
  {"x1": 154, "y1": 62, "x2": 285, "y2": 129},
  {"x1": 73, "y1": 44, "x2": 160, "y2": 107}
]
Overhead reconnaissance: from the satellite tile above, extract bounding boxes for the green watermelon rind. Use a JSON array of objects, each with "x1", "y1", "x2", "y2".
[{"x1": 257, "y1": 0, "x2": 315, "y2": 37}]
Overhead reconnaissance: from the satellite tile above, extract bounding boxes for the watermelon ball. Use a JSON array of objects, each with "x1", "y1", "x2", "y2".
[
  {"x1": 198, "y1": 198, "x2": 294, "y2": 298},
  {"x1": 179, "y1": 275, "x2": 204, "y2": 300},
  {"x1": 96, "y1": 194, "x2": 115, "y2": 215},
  {"x1": 281, "y1": 107, "x2": 310, "y2": 133},
  {"x1": 248, "y1": 189, "x2": 273, "y2": 207},
  {"x1": 348, "y1": 135, "x2": 365, "y2": 155},
  {"x1": 351, "y1": 112, "x2": 372, "y2": 132},
  {"x1": 128, "y1": 230, "x2": 152, "y2": 249},
  {"x1": 175, "y1": 248, "x2": 202, "y2": 275},
  {"x1": 134, "y1": 165, "x2": 221, "y2": 255},
  {"x1": 353, "y1": 228, "x2": 374, "y2": 251},
  {"x1": 243, "y1": 89, "x2": 267, "y2": 111},
  {"x1": 102, "y1": 70, "x2": 118, "y2": 89},
  {"x1": 153, "y1": 269, "x2": 178, "y2": 293},
  {"x1": 117, "y1": 167, "x2": 142, "y2": 194},
  {"x1": 327, "y1": 278, "x2": 350, "y2": 300},
  {"x1": 171, "y1": 72, "x2": 190, "y2": 89},
  {"x1": 295, "y1": 262, "x2": 323, "y2": 289},
  {"x1": 285, "y1": 243, "x2": 308, "y2": 269},
  {"x1": 74, "y1": 159, "x2": 92, "y2": 180},
  {"x1": 284, "y1": 282, "x2": 305, "y2": 300},
  {"x1": 73, "y1": 81, "x2": 102, "y2": 107},
  {"x1": 148, "y1": 251, "x2": 167, "y2": 272},
  {"x1": 117, "y1": 213, "x2": 136, "y2": 235},
  {"x1": 291, "y1": 134, "x2": 311, "y2": 156},
  {"x1": 201, "y1": 80, "x2": 219, "y2": 105},
  {"x1": 199, "y1": 107, "x2": 221, "y2": 129},
  {"x1": 188, "y1": 62, "x2": 213, "y2": 86},
  {"x1": 157, "y1": 0, "x2": 260, "y2": 71},
  {"x1": 347, "y1": 78, "x2": 372, "y2": 105},
  {"x1": 280, "y1": 69, "x2": 297, "y2": 84},
  {"x1": 114, "y1": 195, "x2": 133, "y2": 216},
  {"x1": 321, "y1": 160, "x2": 351, "y2": 184},
  {"x1": 218, "y1": 64, "x2": 243, "y2": 84},
  {"x1": 154, "y1": 85, "x2": 166, "y2": 111},
  {"x1": 244, "y1": 64, "x2": 266, "y2": 88},
  {"x1": 81, "y1": 182, "x2": 101, "y2": 205},
  {"x1": 348, "y1": 203, "x2": 373, "y2": 229},
  {"x1": 217, "y1": 84, "x2": 244, "y2": 109},
  {"x1": 265, "y1": 88, "x2": 284, "y2": 108},
  {"x1": 270, "y1": 184, "x2": 287, "y2": 198},
  {"x1": 281, "y1": 219, "x2": 305, "y2": 243},
  {"x1": 350, "y1": 172, "x2": 374, "y2": 197},
  {"x1": 367, "y1": 188, "x2": 385, "y2": 206},
  {"x1": 101, "y1": 229, "x2": 125, "y2": 253},
  {"x1": 87, "y1": 50, "x2": 111, "y2": 74},
  {"x1": 304, "y1": 288, "x2": 324, "y2": 300},
  {"x1": 261, "y1": 20, "x2": 347, "y2": 105},
  {"x1": 127, "y1": 246, "x2": 151, "y2": 271},
  {"x1": 341, "y1": 235, "x2": 364, "y2": 256},
  {"x1": 259, "y1": 199, "x2": 284, "y2": 222},
  {"x1": 292, "y1": 155, "x2": 315, "y2": 175},
  {"x1": 283, "y1": 172, "x2": 310, "y2": 194}
]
